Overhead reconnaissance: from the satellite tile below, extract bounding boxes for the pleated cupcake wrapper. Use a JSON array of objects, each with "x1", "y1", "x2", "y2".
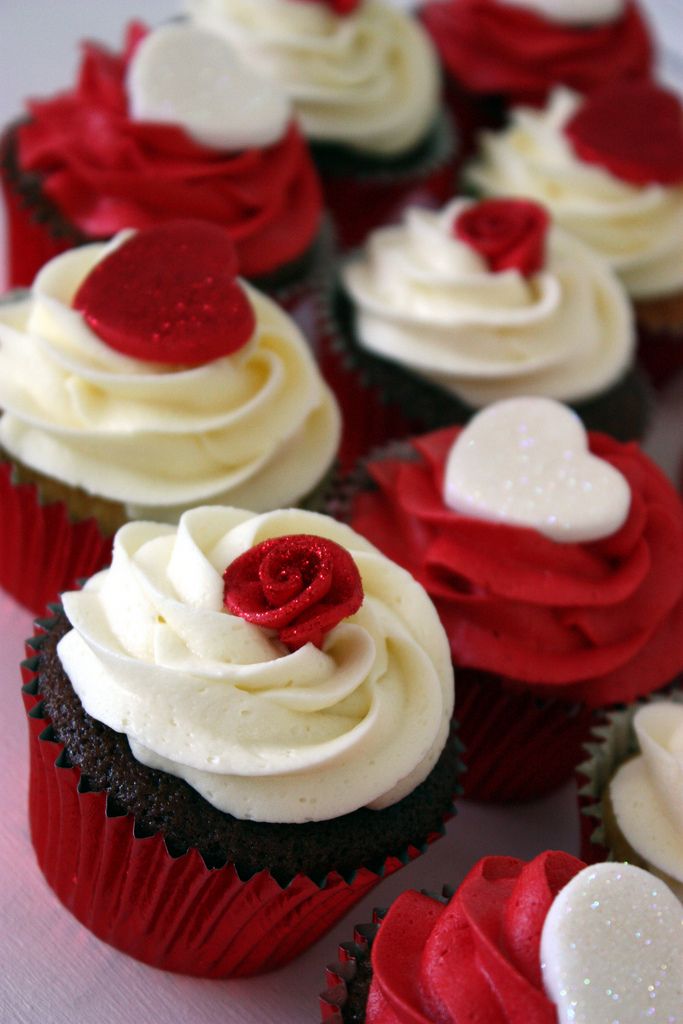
[
  {"x1": 576, "y1": 687, "x2": 683, "y2": 865},
  {"x1": 635, "y1": 318, "x2": 683, "y2": 389},
  {"x1": 0, "y1": 461, "x2": 112, "y2": 614},
  {"x1": 21, "y1": 628, "x2": 447, "y2": 979}
]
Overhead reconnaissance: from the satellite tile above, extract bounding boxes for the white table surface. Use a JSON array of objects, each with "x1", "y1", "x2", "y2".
[{"x1": 0, "y1": 3, "x2": 681, "y2": 1022}]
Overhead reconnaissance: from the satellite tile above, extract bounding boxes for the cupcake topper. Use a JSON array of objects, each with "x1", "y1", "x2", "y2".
[
  {"x1": 498, "y1": 0, "x2": 624, "y2": 24},
  {"x1": 73, "y1": 221, "x2": 256, "y2": 365},
  {"x1": 126, "y1": 23, "x2": 291, "y2": 150},
  {"x1": 223, "y1": 535, "x2": 364, "y2": 651},
  {"x1": 564, "y1": 81, "x2": 683, "y2": 187},
  {"x1": 443, "y1": 397, "x2": 631, "y2": 543},
  {"x1": 541, "y1": 863, "x2": 683, "y2": 1021},
  {"x1": 453, "y1": 198, "x2": 550, "y2": 277}
]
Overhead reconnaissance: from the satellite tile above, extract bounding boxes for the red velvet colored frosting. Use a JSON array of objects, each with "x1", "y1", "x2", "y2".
[
  {"x1": 421, "y1": 0, "x2": 652, "y2": 104},
  {"x1": 350, "y1": 427, "x2": 683, "y2": 706},
  {"x1": 16, "y1": 23, "x2": 323, "y2": 279},
  {"x1": 366, "y1": 852, "x2": 585, "y2": 1023}
]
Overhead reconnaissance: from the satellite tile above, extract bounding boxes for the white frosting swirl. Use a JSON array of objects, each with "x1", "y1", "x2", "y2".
[
  {"x1": 343, "y1": 198, "x2": 634, "y2": 405},
  {"x1": 0, "y1": 237, "x2": 340, "y2": 519},
  {"x1": 184, "y1": 0, "x2": 440, "y2": 155},
  {"x1": 57, "y1": 506, "x2": 454, "y2": 823},
  {"x1": 610, "y1": 702, "x2": 683, "y2": 900},
  {"x1": 501, "y1": 0, "x2": 625, "y2": 25},
  {"x1": 468, "y1": 88, "x2": 683, "y2": 301}
]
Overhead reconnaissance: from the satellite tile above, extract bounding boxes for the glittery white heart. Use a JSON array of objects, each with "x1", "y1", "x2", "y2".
[
  {"x1": 541, "y1": 863, "x2": 683, "y2": 1023},
  {"x1": 500, "y1": 0, "x2": 624, "y2": 24},
  {"x1": 127, "y1": 23, "x2": 291, "y2": 150},
  {"x1": 443, "y1": 397, "x2": 630, "y2": 543}
]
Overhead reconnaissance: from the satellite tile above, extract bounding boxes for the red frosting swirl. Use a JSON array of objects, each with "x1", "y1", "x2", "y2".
[
  {"x1": 421, "y1": 0, "x2": 652, "y2": 104},
  {"x1": 454, "y1": 199, "x2": 549, "y2": 276},
  {"x1": 223, "y1": 534, "x2": 364, "y2": 651},
  {"x1": 16, "y1": 23, "x2": 323, "y2": 279},
  {"x1": 366, "y1": 852, "x2": 585, "y2": 1023},
  {"x1": 350, "y1": 427, "x2": 683, "y2": 705}
]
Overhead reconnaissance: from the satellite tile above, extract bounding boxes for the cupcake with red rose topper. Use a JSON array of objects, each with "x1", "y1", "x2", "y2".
[
  {"x1": 320, "y1": 851, "x2": 683, "y2": 1023},
  {"x1": 22, "y1": 504, "x2": 459, "y2": 976},
  {"x1": 185, "y1": 0, "x2": 460, "y2": 249},
  {"x1": 0, "y1": 20, "x2": 331, "y2": 315},
  {"x1": 339, "y1": 396, "x2": 683, "y2": 801},
  {"x1": 468, "y1": 81, "x2": 683, "y2": 385},
  {"x1": 329, "y1": 194, "x2": 649, "y2": 449},
  {"x1": 420, "y1": 0, "x2": 652, "y2": 148},
  {"x1": 0, "y1": 220, "x2": 339, "y2": 612}
]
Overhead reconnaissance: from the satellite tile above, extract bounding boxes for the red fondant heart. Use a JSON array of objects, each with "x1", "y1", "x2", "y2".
[
  {"x1": 73, "y1": 221, "x2": 256, "y2": 365},
  {"x1": 564, "y1": 81, "x2": 683, "y2": 187}
]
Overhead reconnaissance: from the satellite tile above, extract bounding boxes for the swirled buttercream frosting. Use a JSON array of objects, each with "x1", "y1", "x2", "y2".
[
  {"x1": 185, "y1": 0, "x2": 440, "y2": 156},
  {"x1": 361, "y1": 855, "x2": 683, "y2": 1022},
  {"x1": 350, "y1": 417, "x2": 683, "y2": 706},
  {"x1": 16, "y1": 22, "x2": 322, "y2": 279},
  {"x1": 468, "y1": 88, "x2": 683, "y2": 301},
  {"x1": 57, "y1": 506, "x2": 454, "y2": 823},
  {"x1": 0, "y1": 235, "x2": 340, "y2": 519},
  {"x1": 343, "y1": 198, "x2": 634, "y2": 405}
]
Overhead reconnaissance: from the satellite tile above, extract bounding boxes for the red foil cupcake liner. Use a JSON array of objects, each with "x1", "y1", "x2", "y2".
[
  {"x1": 0, "y1": 462, "x2": 112, "y2": 614},
  {"x1": 21, "y1": 636, "x2": 443, "y2": 978},
  {"x1": 455, "y1": 670, "x2": 595, "y2": 802}
]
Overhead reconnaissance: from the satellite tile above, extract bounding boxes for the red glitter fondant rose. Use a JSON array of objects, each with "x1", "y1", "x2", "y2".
[
  {"x1": 350, "y1": 427, "x2": 683, "y2": 706},
  {"x1": 454, "y1": 199, "x2": 549, "y2": 276},
  {"x1": 224, "y1": 535, "x2": 364, "y2": 650},
  {"x1": 362, "y1": 852, "x2": 585, "y2": 1023},
  {"x1": 17, "y1": 23, "x2": 322, "y2": 279}
]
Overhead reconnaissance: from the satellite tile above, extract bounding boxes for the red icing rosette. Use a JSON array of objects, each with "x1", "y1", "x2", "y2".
[
  {"x1": 421, "y1": 0, "x2": 652, "y2": 104},
  {"x1": 453, "y1": 198, "x2": 549, "y2": 276},
  {"x1": 297, "y1": 0, "x2": 361, "y2": 13},
  {"x1": 350, "y1": 426, "x2": 683, "y2": 707},
  {"x1": 16, "y1": 23, "x2": 322, "y2": 280}
]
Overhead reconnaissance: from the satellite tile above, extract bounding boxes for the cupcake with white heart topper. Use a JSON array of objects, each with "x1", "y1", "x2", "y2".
[
  {"x1": 330, "y1": 194, "x2": 650, "y2": 461},
  {"x1": 184, "y1": 0, "x2": 461, "y2": 249},
  {"x1": 0, "y1": 221, "x2": 340, "y2": 613},
  {"x1": 320, "y1": 852, "x2": 683, "y2": 1023},
  {"x1": 420, "y1": 0, "x2": 652, "y2": 148},
  {"x1": 338, "y1": 396, "x2": 683, "y2": 801},
  {"x1": 0, "y1": 20, "x2": 330, "y2": 308},
  {"x1": 468, "y1": 81, "x2": 683, "y2": 385}
]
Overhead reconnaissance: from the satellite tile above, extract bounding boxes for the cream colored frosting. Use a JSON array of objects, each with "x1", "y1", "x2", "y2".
[
  {"x1": 343, "y1": 198, "x2": 634, "y2": 405},
  {"x1": 0, "y1": 238, "x2": 340, "y2": 519},
  {"x1": 468, "y1": 88, "x2": 683, "y2": 301},
  {"x1": 57, "y1": 506, "x2": 454, "y2": 823},
  {"x1": 501, "y1": 0, "x2": 625, "y2": 24},
  {"x1": 443, "y1": 398, "x2": 631, "y2": 543},
  {"x1": 541, "y1": 863, "x2": 683, "y2": 1021},
  {"x1": 610, "y1": 703, "x2": 683, "y2": 900},
  {"x1": 184, "y1": 0, "x2": 439, "y2": 156}
]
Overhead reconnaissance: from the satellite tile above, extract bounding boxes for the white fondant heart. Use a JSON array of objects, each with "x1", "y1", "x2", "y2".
[
  {"x1": 443, "y1": 397, "x2": 630, "y2": 543},
  {"x1": 500, "y1": 0, "x2": 624, "y2": 25},
  {"x1": 127, "y1": 23, "x2": 291, "y2": 150},
  {"x1": 541, "y1": 863, "x2": 683, "y2": 1022}
]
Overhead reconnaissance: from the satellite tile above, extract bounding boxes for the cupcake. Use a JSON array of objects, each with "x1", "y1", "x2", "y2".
[
  {"x1": 320, "y1": 852, "x2": 683, "y2": 1022},
  {"x1": 0, "y1": 21, "x2": 329, "y2": 311},
  {"x1": 0, "y1": 220, "x2": 340, "y2": 612},
  {"x1": 185, "y1": 0, "x2": 459, "y2": 249},
  {"x1": 578, "y1": 693, "x2": 683, "y2": 900},
  {"x1": 468, "y1": 81, "x2": 683, "y2": 386},
  {"x1": 420, "y1": 0, "x2": 652, "y2": 147},
  {"x1": 345, "y1": 396, "x2": 683, "y2": 801},
  {"x1": 333, "y1": 196, "x2": 650, "y2": 445},
  {"x1": 22, "y1": 505, "x2": 459, "y2": 976}
]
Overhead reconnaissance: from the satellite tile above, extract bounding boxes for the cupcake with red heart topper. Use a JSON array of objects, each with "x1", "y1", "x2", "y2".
[
  {"x1": 339, "y1": 396, "x2": 683, "y2": 801},
  {"x1": 328, "y1": 194, "x2": 650, "y2": 459},
  {"x1": 320, "y1": 852, "x2": 683, "y2": 1023},
  {"x1": 185, "y1": 0, "x2": 460, "y2": 249},
  {"x1": 0, "y1": 220, "x2": 340, "y2": 612},
  {"x1": 0, "y1": 20, "x2": 329, "y2": 313},
  {"x1": 420, "y1": 0, "x2": 652, "y2": 148},
  {"x1": 22, "y1": 504, "x2": 459, "y2": 976},
  {"x1": 468, "y1": 81, "x2": 683, "y2": 385}
]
